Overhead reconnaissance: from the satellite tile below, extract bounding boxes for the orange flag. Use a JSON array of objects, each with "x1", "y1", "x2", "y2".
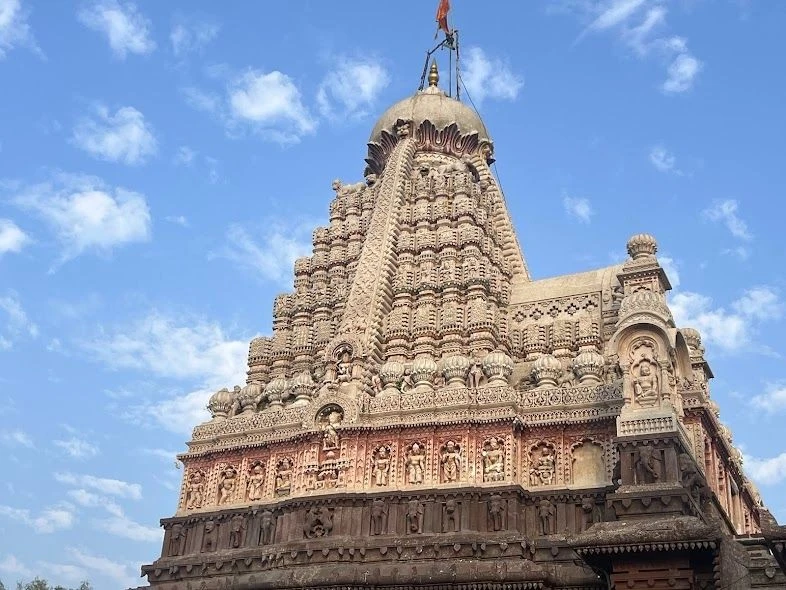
[{"x1": 436, "y1": 0, "x2": 451, "y2": 36}]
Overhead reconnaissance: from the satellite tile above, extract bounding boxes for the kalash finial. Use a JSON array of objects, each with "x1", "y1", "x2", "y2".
[{"x1": 428, "y1": 60, "x2": 439, "y2": 87}]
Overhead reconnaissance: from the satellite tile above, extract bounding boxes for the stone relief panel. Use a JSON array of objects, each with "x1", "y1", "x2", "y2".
[
  {"x1": 528, "y1": 441, "x2": 558, "y2": 487},
  {"x1": 570, "y1": 439, "x2": 606, "y2": 487}
]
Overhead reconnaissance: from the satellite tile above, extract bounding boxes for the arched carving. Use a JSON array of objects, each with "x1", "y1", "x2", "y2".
[{"x1": 570, "y1": 439, "x2": 606, "y2": 487}]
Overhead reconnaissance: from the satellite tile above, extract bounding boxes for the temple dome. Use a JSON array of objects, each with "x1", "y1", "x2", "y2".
[{"x1": 369, "y1": 63, "x2": 490, "y2": 144}]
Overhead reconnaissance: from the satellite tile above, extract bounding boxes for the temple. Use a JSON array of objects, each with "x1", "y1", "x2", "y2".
[{"x1": 136, "y1": 62, "x2": 786, "y2": 590}]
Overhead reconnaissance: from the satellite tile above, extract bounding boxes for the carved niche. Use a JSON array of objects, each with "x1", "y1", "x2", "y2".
[
  {"x1": 405, "y1": 442, "x2": 427, "y2": 485},
  {"x1": 246, "y1": 460, "x2": 265, "y2": 501},
  {"x1": 443, "y1": 498, "x2": 460, "y2": 532},
  {"x1": 274, "y1": 457, "x2": 294, "y2": 496},
  {"x1": 303, "y1": 506, "x2": 334, "y2": 538},
  {"x1": 201, "y1": 519, "x2": 217, "y2": 553},
  {"x1": 406, "y1": 499, "x2": 424, "y2": 534},
  {"x1": 217, "y1": 464, "x2": 239, "y2": 505},
  {"x1": 372, "y1": 445, "x2": 392, "y2": 486},
  {"x1": 440, "y1": 440, "x2": 462, "y2": 483},
  {"x1": 259, "y1": 509, "x2": 276, "y2": 545},
  {"x1": 229, "y1": 514, "x2": 245, "y2": 548},
  {"x1": 167, "y1": 523, "x2": 186, "y2": 557},
  {"x1": 184, "y1": 469, "x2": 206, "y2": 510},
  {"x1": 488, "y1": 493, "x2": 506, "y2": 531},
  {"x1": 537, "y1": 499, "x2": 555, "y2": 535},
  {"x1": 529, "y1": 442, "x2": 557, "y2": 487},
  {"x1": 481, "y1": 437, "x2": 505, "y2": 483},
  {"x1": 371, "y1": 498, "x2": 388, "y2": 535},
  {"x1": 571, "y1": 439, "x2": 606, "y2": 487},
  {"x1": 634, "y1": 442, "x2": 662, "y2": 484},
  {"x1": 621, "y1": 334, "x2": 674, "y2": 410}
]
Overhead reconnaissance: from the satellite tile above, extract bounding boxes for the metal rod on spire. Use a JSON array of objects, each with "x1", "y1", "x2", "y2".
[{"x1": 418, "y1": 0, "x2": 461, "y2": 96}]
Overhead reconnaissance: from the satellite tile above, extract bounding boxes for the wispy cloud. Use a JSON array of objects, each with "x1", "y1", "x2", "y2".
[
  {"x1": 1, "y1": 429, "x2": 34, "y2": 448},
  {"x1": 0, "y1": 291, "x2": 38, "y2": 350},
  {"x1": 54, "y1": 437, "x2": 100, "y2": 459},
  {"x1": 0, "y1": 0, "x2": 41, "y2": 59},
  {"x1": 0, "y1": 504, "x2": 76, "y2": 533},
  {"x1": 0, "y1": 554, "x2": 33, "y2": 578},
  {"x1": 649, "y1": 144, "x2": 681, "y2": 174},
  {"x1": 556, "y1": 0, "x2": 702, "y2": 94},
  {"x1": 214, "y1": 221, "x2": 314, "y2": 285},
  {"x1": 54, "y1": 472, "x2": 142, "y2": 500},
  {"x1": 317, "y1": 55, "x2": 390, "y2": 121},
  {"x1": 670, "y1": 286, "x2": 782, "y2": 353},
  {"x1": 78, "y1": 0, "x2": 155, "y2": 59},
  {"x1": 170, "y1": 18, "x2": 219, "y2": 58},
  {"x1": 563, "y1": 195, "x2": 593, "y2": 223},
  {"x1": 743, "y1": 450, "x2": 786, "y2": 486},
  {"x1": 702, "y1": 199, "x2": 752, "y2": 241},
  {"x1": 164, "y1": 215, "x2": 189, "y2": 227},
  {"x1": 751, "y1": 383, "x2": 786, "y2": 415},
  {"x1": 72, "y1": 105, "x2": 157, "y2": 165},
  {"x1": 0, "y1": 218, "x2": 30, "y2": 256},
  {"x1": 9, "y1": 173, "x2": 151, "y2": 268},
  {"x1": 461, "y1": 46, "x2": 523, "y2": 105}
]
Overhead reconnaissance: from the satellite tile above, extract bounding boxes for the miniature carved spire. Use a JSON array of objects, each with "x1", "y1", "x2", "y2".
[{"x1": 428, "y1": 60, "x2": 439, "y2": 87}]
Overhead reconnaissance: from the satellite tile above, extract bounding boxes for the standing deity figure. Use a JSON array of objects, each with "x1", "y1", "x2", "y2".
[
  {"x1": 247, "y1": 463, "x2": 265, "y2": 501},
  {"x1": 400, "y1": 370, "x2": 414, "y2": 393},
  {"x1": 406, "y1": 499, "x2": 424, "y2": 534},
  {"x1": 468, "y1": 362, "x2": 484, "y2": 389},
  {"x1": 538, "y1": 499, "x2": 555, "y2": 535},
  {"x1": 185, "y1": 471, "x2": 205, "y2": 510},
  {"x1": 168, "y1": 523, "x2": 186, "y2": 556},
  {"x1": 580, "y1": 498, "x2": 598, "y2": 532},
  {"x1": 229, "y1": 514, "x2": 245, "y2": 548},
  {"x1": 633, "y1": 360, "x2": 659, "y2": 407},
  {"x1": 371, "y1": 499, "x2": 386, "y2": 535},
  {"x1": 259, "y1": 510, "x2": 275, "y2": 545},
  {"x1": 443, "y1": 499, "x2": 459, "y2": 532},
  {"x1": 488, "y1": 494, "x2": 505, "y2": 531},
  {"x1": 275, "y1": 458, "x2": 293, "y2": 496},
  {"x1": 217, "y1": 466, "x2": 237, "y2": 505},
  {"x1": 532, "y1": 447, "x2": 556, "y2": 486},
  {"x1": 406, "y1": 443, "x2": 426, "y2": 484},
  {"x1": 482, "y1": 438, "x2": 505, "y2": 482},
  {"x1": 201, "y1": 520, "x2": 217, "y2": 553},
  {"x1": 371, "y1": 370, "x2": 382, "y2": 394},
  {"x1": 373, "y1": 446, "x2": 392, "y2": 486},
  {"x1": 441, "y1": 441, "x2": 461, "y2": 483},
  {"x1": 635, "y1": 444, "x2": 660, "y2": 484}
]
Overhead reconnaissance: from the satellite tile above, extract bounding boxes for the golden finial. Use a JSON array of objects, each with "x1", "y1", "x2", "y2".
[{"x1": 428, "y1": 60, "x2": 439, "y2": 87}]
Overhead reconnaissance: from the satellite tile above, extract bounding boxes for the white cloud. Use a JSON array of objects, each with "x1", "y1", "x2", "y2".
[
  {"x1": 182, "y1": 86, "x2": 221, "y2": 113},
  {"x1": 11, "y1": 174, "x2": 151, "y2": 266},
  {"x1": 72, "y1": 105, "x2": 157, "y2": 165},
  {"x1": 743, "y1": 451, "x2": 786, "y2": 486},
  {"x1": 658, "y1": 255, "x2": 680, "y2": 288},
  {"x1": 559, "y1": 0, "x2": 702, "y2": 93},
  {"x1": 649, "y1": 144, "x2": 680, "y2": 174},
  {"x1": 702, "y1": 199, "x2": 752, "y2": 241},
  {"x1": 0, "y1": 554, "x2": 33, "y2": 578},
  {"x1": 54, "y1": 472, "x2": 142, "y2": 500},
  {"x1": 96, "y1": 513, "x2": 162, "y2": 542},
  {"x1": 228, "y1": 69, "x2": 317, "y2": 143},
  {"x1": 1, "y1": 429, "x2": 34, "y2": 448},
  {"x1": 563, "y1": 196, "x2": 593, "y2": 223},
  {"x1": 54, "y1": 437, "x2": 100, "y2": 459},
  {"x1": 67, "y1": 549, "x2": 140, "y2": 588},
  {"x1": 173, "y1": 145, "x2": 196, "y2": 166},
  {"x1": 0, "y1": 0, "x2": 40, "y2": 59},
  {"x1": 165, "y1": 215, "x2": 189, "y2": 227},
  {"x1": 0, "y1": 504, "x2": 76, "y2": 533},
  {"x1": 0, "y1": 291, "x2": 38, "y2": 350},
  {"x1": 0, "y1": 218, "x2": 30, "y2": 255},
  {"x1": 83, "y1": 311, "x2": 250, "y2": 434},
  {"x1": 67, "y1": 489, "x2": 122, "y2": 517},
  {"x1": 662, "y1": 52, "x2": 702, "y2": 94},
  {"x1": 170, "y1": 19, "x2": 219, "y2": 57},
  {"x1": 317, "y1": 56, "x2": 390, "y2": 120},
  {"x1": 751, "y1": 383, "x2": 786, "y2": 414},
  {"x1": 216, "y1": 222, "x2": 314, "y2": 285},
  {"x1": 461, "y1": 46, "x2": 523, "y2": 105},
  {"x1": 669, "y1": 287, "x2": 782, "y2": 352},
  {"x1": 39, "y1": 561, "x2": 88, "y2": 585},
  {"x1": 78, "y1": 0, "x2": 155, "y2": 59}
]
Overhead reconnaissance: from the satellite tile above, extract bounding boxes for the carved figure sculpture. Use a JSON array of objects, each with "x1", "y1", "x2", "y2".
[
  {"x1": 371, "y1": 498, "x2": 386, "y2": 535},
  {"x1": 406, "y1": 499, "x2": 424, "y2": 534},
  {"x1": 679, "y1": 452, "x2": 701, "y2": 500},
  {"x1": 482, "y1": 438, "x2": 505, "y2": 482},
  {"x1": 229, "y1": 514, "x2": 245, "y2": 548},
  {"x1": 247, "y1": 463, "x2": 265, "y2": 501},
  {"x1": 275, "y1": 458, "x2": 293, "y2": 496},
  {"x1": 185, "y1": 471, "x2": 205, "y2": 510},
  {"x1": 635, "y1": 444, "x2": 660, "y2": 484},
  {"x1": 201, "y1": 520, "x2": 217, "y2": 553},
  {"x1": 488, "y1": 494, "x2": 505, "y2": 531},
  {"x1": 532, "y1": 447, "x2": 556, "y2": 486},
  {"x1": 400, "y1": 371, "x2": 413, "y2": 393},
  {"x1": 580, "y1": 498, "x2": 598, "y2": 532},
  {"x1": 441, "y1": 441, "x2": 461, "y2": 483},
  {"x1": 373, "y1": 446, "x2": 391, "y2": 486},
  {"x1": 406, "y1": 443, "x2": 426, "y2": 484},
  {"x1": 303, "y1": 506, "x2": 333, "y2": 538},
  {"x1": 633, "y1": 360, "x2": 659, "y2": 407},
  {"x1": 468, "y1": 362, "x2": 483, "y2": 389},
  {"x1": 371, "y1": 370, "x2": 382, "y2": 394},
  {"x1": 335, "y1": 348, "x2": 353, "y2": 384},
  {"x1": 443, "y1": 499, "x2": 459, "y2": 532},
  {"x1": 259, "y1": 510, "x2": 275, "y2": 545},
  {"x1": 217, "y1": 466, "x2": 237, "y2": 505},
  {"x1": 168, "y1": 523, "x2": 185, "y2": 556},
  {"x1": 538, "y1": 499, "x2": 555, "y2": 536},
  {"x1": 395, "y1": 119, "x2": 410, "y2": 138}
]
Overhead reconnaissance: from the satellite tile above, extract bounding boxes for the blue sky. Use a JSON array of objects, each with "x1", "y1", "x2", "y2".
[{"x1": 1, "y1": 0, "x2": 785, "y2": 588}]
